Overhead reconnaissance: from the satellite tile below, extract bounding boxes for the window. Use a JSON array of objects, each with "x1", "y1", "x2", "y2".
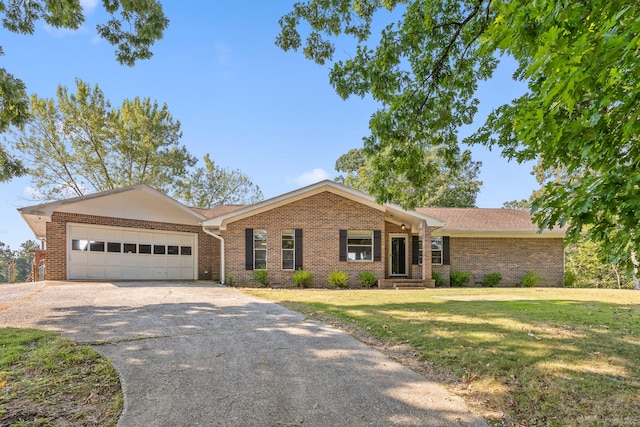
[
  {"x1": 431, "y1": 237, "x2": 443, "y2": 265},
  {"x1": 254, "y1": 229, "x2": 267, "y2": 270},
  {"x1": 180, "y1": 246, "x2": 192, "y2": 256},
  {"x1": 347, "y1": 230, "x2": 373, "y2": 261},
  {"x1": 89, "y1": 241, "x2": 105, "y2": 252},
  {"x1": 167, "y1": 245, "x2": 179, "y2": 255},
  {"x1": 282, "y1": 230, "x2": 295, "y2": 270},
  {"x1": 107, "y1": 242, "x2": 121, "y2": 253},
  {"x1": 124, "y1": 243, "x2": 137, "y2": 254},
  {"x1": 154, "y1": 245, "x2": 166, "y2": 255},
  {"x1": 417, "y1": 236, "x2": 423, "y2": 265},
  {"x1": 139, "y1": 244, "x2": 152, "y2": 254},
  {"x1": 72, "y1": 239, "x2": 88, "y2": 251}
]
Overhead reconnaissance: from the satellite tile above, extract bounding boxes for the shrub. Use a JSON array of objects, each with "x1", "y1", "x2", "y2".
[
  {"x1": 292, "y1": 269, "x2": 313, "y2": 288},
  {"x1": 450, "y1": 271, "x2": 472, "y2": 287},
  {"x1": 328, "y1": 269, "x2": 349, "y2": 288},
  {"x1": 225, "y1": 275, "x2": 234, "y2": 286},
  {"x1": 522, "y1": 270, "x2": 542, "y2": 287},
  {"x1": 253, "y1": 269, "x2": 269, "y2": 287},
  {"x1": 563, "y1": 271, "x2": 577, "y2": 287},
  {"x1": 359, "y1": 271, "x2": 377, "y2": 288},
  {"x1": 483, "y1": 272, "x2": 502, "y2": 287},
  {"x1": 432, "y1": 271, "x2": 447, "y2": 287}
]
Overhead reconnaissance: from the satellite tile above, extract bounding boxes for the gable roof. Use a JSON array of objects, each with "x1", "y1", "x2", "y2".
[
  {"x1": 417, "y1": 207, "x2": 565, "y2": 237},
  {"x1": 192, "y1": 205, "x2": 247, "y2": 219},
  {"x1": 19, "y1": 184, "x2": 207, "y2": 240},
  {"x1": 202, "y1": 180, "x2": 445, "y2": 231}
]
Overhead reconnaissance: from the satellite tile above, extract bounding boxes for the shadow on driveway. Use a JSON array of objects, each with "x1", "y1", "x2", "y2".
[{"x1": 1, "y1": 282, "x2": 486, "y2": 426}]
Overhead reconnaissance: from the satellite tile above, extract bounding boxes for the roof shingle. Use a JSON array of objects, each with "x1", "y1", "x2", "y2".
[{"x1": 415, "y1": 208, "x2": 564, "y2": 233}]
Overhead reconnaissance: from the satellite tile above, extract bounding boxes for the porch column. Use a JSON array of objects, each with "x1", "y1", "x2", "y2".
[{"x1": 421, "y1": 220, "x2": 433, "y2": 284}]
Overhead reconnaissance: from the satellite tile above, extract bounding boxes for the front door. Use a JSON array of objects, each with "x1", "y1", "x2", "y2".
[{"x1": 389, "y1": 235, "x2": 407, "y2": 276}]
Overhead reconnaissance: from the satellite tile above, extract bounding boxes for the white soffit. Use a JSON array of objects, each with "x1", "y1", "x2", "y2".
[{"x1": 19, "y1": 184, "x2": 205, "y2": 239}]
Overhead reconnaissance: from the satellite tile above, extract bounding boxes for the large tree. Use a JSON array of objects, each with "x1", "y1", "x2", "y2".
[
  {"x1": 277, "y1": 0, "x2": 640, "y2": 272},
  {"x1": 0, "y1": 0, "x2": 168, "y2": 181},
  {"x1": 176, "y1": 154, "x2": 263, "y2": 208},
  {"x1": 12, "y1": 79, "x2": 196, "y2": 199},
  {"x1": 335, "y1": 147, "x2": 481, "y2": 207}
]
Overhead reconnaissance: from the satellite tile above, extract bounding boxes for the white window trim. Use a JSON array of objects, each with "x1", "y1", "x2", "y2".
[
  {"x1": 281, "y1": 230, "x2": 295, "y2": 271},
  {"x1": 431, "y1": 236, "x2": 443, "y2": 265},
  {"x1": 254, "y1": 229, "x2": 267, "y2": 270},
  {"x1": 347, "y1": 230, "x2": 374, "y2": 262}
]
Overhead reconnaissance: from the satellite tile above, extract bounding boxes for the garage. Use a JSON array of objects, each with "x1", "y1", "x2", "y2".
[{"x1": 68, "y1": 223, "x2": 197, "y2": 280}]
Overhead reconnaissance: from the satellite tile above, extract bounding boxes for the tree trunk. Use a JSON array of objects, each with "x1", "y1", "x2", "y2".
[{"x1": 632, "y1": 251, "x2": 640, "y2": 290}]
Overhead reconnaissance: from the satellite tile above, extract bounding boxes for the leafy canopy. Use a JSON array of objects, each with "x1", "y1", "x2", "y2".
[
  {"x1": 0, "y1": 0, "x2": 168, "y2": 181},
  {"x1": 10, "y1": 79, "x2": 262, "y2": 207},
  {"x1": 176, "y1": 154, "x2": 264, "y2": 208},
  {"x1": 277, "y1": 0, "x2": 640, "y2": 272},
  {"x1": 335, "y1": 147, "x2": 481, "y2": 207},
  {"x1": 11, "y1": 79, "x2": 195, "y2": 199}
]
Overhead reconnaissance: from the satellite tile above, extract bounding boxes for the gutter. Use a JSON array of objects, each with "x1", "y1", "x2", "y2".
[{"x1": 202, "y1": 226, "x2": 225, "y2": 284}]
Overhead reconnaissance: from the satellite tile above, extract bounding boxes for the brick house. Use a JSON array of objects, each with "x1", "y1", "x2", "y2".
[{"x1": 19, "y1": 181, "x2": 565, "y2": 287}]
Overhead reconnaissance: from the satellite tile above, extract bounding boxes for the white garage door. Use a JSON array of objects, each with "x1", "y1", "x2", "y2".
[{"x1": 68, "y1": 224, "x2": 197, "y2": 280}]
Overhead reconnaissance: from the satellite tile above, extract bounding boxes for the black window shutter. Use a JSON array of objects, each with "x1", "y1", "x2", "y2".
[
  {"x1": 245, "y1": 228, "x2": 254, "y2": 270},
  {"x1": 411, "y1": 235, "x2": 420, "y2": 265},
  {"x1": 294, "y1": 228, "x2": 303, "y2": 270},
  {"x1": 373, "y1": 230, "x2": 382, "y2": 262},
  {"x1": 339, "y1": 230, "x2": 347, "y2": 261},
  {"x1": 442, "y1": 236, "x2": 450, "y2": 265}
]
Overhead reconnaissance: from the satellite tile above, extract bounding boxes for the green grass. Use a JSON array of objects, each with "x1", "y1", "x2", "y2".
[
  {"x1": 0, "y1": 327, "x2": 122, "y2": 426},
  {"x1": 245, "y1": 288, "x2": 640, "y2": 426}
]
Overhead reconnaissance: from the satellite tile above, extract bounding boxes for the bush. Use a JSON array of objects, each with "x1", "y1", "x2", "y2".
[
  {"x1": 522, "y1": 270, "x2": 542, "y2": 287},
  {"x1": 292, "y1": 269, "x2": 313, "y2": 288},
  {"x1": 563, "y1": 270, "x2": 577, "y2": 287},
  {"x1": 450, "y1": 271, "x2": 472, "y2": 287},
  {"x1": 328, "y1": 269, "x2": 349, "y2": 288},
  {"x1": 359, "y1": 271, "x2": 377, "y2": 288},
  {"x1": 483, "y1": 272, "x2": 502, "y2": 287},
  {"x1": 225, "y1": 275, "x2": 234, "y2": 286},
  {"x1": 432, "y1": 271, "x2": 447, "y2": 287},
  {"x1": 253, "y1": 269, "x2": 269, "y2": 287}
]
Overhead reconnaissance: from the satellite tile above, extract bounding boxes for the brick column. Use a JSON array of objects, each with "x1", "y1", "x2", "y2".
[{"x1": 421, "y1": 221, "x2": 434, "y2": 286}]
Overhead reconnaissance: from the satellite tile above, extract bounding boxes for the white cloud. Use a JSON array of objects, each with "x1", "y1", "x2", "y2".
[
  {"x1": 291, "y1": 168, "x2": 330, "y2": 186},
  {"x1": 80, "y1": 0, "x2": 99, "y2": 14}
]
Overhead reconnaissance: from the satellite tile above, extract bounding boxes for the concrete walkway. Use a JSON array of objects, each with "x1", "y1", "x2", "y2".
[{"x1": 0, "y1": 281, "x2": 486, "y2": 426}]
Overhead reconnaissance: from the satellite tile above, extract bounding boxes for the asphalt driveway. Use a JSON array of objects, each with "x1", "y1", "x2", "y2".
[{"x1": 0, "y1": 281, "x2": 486, "y2": 426}]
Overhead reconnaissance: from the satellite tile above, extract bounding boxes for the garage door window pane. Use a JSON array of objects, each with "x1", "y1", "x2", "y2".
[
  {"x1": 139, "y1": 244, "x2": 152, "y2": 254},
  {"x1": 107, "y1": 242, "x2": 121, "y2": 253},
  {"x1": 72, "y1": 239, "x2": 88, "y2": 251},
  {"x1": 124, "y1": 243, "x2": 137, "y2": 254},
  {"x1": 90, "y1": 241, "x2": 105, "y2": 252},
  {"x1": 167, "y1": 245, "x2": 179, "y2": 255},
  {"x1": 181, "y1": 246, "x2": 192, "y2": 255},
  {"x1": 154, "y1": 245, "x2": 166, "y2": 255}
]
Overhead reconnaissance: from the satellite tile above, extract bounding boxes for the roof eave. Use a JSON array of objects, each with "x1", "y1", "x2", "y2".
[{"x1": 432, "y1": 229, "x2": 566, "y2": 238}]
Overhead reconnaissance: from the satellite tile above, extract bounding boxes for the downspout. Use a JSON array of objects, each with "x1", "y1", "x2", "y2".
[{"x1": 203, "y1": 226, "x2": 225, "y2": 284}]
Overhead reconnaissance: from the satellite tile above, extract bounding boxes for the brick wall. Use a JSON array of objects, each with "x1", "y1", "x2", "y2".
[
  {"x1": 432, "y1": 237, "x2": 564, "y2": 287},
  {"x1": 45, "y1": 212, "x2": 219, "y2": 280},
  {"x1": 221, "y1": 192, "x2": 387, "y2": 287}
]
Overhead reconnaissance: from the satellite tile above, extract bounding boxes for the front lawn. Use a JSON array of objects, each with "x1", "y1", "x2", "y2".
[
  {"x1": 0, "y1": 328, "x2": 122, "y2": 426},
  {"x1": 246, "y1": 288, "x2": 640, "y2": 426}
]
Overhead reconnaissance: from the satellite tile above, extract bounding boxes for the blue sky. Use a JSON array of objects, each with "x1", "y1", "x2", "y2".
[{"x1": 0, "y1": 1, "x2": 536, "y2": 249}]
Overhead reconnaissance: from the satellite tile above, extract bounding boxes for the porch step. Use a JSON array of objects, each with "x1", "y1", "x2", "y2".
[
  {"x1": 379, "y1": 278, "x2": 433, "y2": 289},
  {"x1": 393, "y1": 281, "x2": 426, "y2": 290}
]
